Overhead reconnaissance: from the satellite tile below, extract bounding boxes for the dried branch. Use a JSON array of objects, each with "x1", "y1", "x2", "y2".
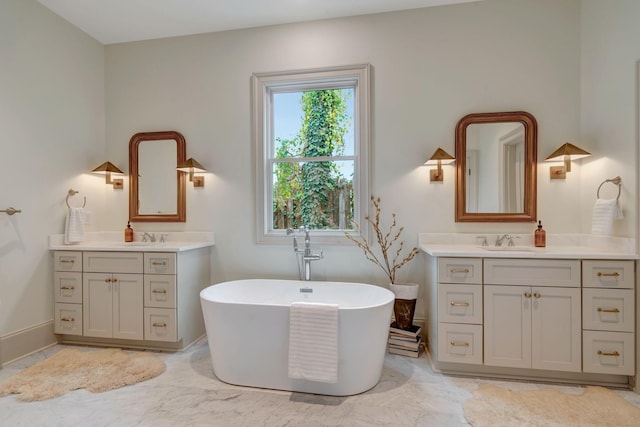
[{"x1": 344, "y1": 195, "x2": 418, "y2": 284}]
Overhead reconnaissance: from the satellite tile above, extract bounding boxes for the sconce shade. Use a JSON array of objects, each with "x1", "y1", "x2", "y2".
[
  {"x1": 91, "y1": 161, "x2": 124, "y2": 188},
  {"x1": 176, "y1": 157, "x2": 206, "y2": 173},
  {"x1": 177, "y1": 157, "x2": 206, "y2": 187},
  {"x1": 92, "y1": 161, "x2": 123, "y2": 174},
  {"x1": 425, "y1": 147, "x2": 455, "y2": 182},
  {"x1": 545, "y1": 142, "x2": 591, "y2": 179},
  {"x1": 545, "y1": 142, "x2": 591, "y2": 162},
  {"x1": 424, "y1": 148, "x2": 455, "y2": 166}
]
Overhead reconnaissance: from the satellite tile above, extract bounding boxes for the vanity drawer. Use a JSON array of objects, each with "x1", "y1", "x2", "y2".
[
  {"x1": 54, "y1": 251, "x2": 82, "y2": 272},
  {"x1": 484, "y1": 259, "x2": 580, "y2": 287},
  {"x1": 582, "y1": 261, "x2": 634, "y2": 289},
  {"x1": 144, "y1": 274, "x2": 177, "y2": 308},
  {"x1": 54, "y1": 303, "x2": 83, "y2": 335},
  {"x1": 438, "y1": 258, "x2": 482, "y2": 284},
  {"x1": 54, "y1": 272, "x2": 82, "y2": 304},
  {"x1": 583, "y1": 288, "x2": 634, "y2": 332},
  {"x1": 144, "y1": 308, "x2": 177, "y2": 342},
  {"x1": 582, "y1": 330, "x2": 634, "y2": 375},
  {"x1": 438, "y1": 283, "x2": 482, "y2": 324},
  {"x1": 437, "y1": 323, "x2": 483, "y2": 365},
  {"x1": 144, "y1": 253, "x2": 176, "y2": 275},
  {"x1": 83, "y1": 252, "x2": 143, "y2": 273}
]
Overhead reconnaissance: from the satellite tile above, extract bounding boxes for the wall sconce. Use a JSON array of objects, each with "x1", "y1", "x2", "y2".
[
  {"x1": 92, "y1": 161, "x2": 124, "y2": 189},
  {"x1": 545, "y1": 142, "x2": 591, "y2": 179},
  {"x1": 177, "y1": 157, "x2": 206, "y2": 187},
  {"x1": 424, "y1": 148, "x2": 455, "y2": 182}
]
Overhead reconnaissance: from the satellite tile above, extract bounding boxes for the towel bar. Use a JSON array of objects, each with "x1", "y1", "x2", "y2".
[
  {"x1": 66, "y1": 189, "x2": 86, "y2": 208},
  {"x1": 1, "y1": 207, "x2": 22, "y2": 215},
  {"x1": 597, "y1": 176, "x2": 621, "y2": 200}
]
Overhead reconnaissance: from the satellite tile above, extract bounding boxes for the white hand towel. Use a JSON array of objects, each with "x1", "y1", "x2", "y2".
[
  {"x1": 591, "y1": 198, "x2": 623, "y2": 236},
  {"x1": 288, "y1": 302, "x2": 339, "y2": 384},
  {"x1": 64, "y1": 207, "x2": 86, "y2": 244}
]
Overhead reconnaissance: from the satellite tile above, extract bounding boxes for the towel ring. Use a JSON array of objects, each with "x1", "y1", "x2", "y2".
[
  {"x1": 596, "y1": 176, "x2": 622, "y2": 200},
  {"x1": 66, "y1": 189, "x2": 86, "y2": 208}
]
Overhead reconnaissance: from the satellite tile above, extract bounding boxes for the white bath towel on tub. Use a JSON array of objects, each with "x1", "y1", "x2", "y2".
[{"x1": 288, "y1": 302, "x2": 338, "y2": 384}]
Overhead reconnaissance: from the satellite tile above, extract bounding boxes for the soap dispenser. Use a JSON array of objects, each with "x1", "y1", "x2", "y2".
[
  {"x1": 125, "y1": 221, "x2": 134, "y2": 242},
  {"x1": 534, "y1": 220, "x2": 546, "y2": 247}
]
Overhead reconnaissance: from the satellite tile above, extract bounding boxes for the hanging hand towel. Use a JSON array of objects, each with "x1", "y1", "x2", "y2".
[
  {"x1": 288, "y1": 302, "x2": 339, "y2": 384},
  {"x1": 64, "y1": 207, "x2": 86, "y2": 244},
  {"x1": 591, "y1": 198, "x2": 623, "y2": 236}
]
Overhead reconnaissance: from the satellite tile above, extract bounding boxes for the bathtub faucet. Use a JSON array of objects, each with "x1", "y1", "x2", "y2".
[{"x1": 286, "y1": 226, "x2": 323, "y2": 281}]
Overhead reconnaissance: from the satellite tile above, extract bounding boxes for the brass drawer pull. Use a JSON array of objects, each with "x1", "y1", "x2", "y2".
[
  {"x1": 152, "y1": 289, "x2": 167, "y2": 294},
  {"x1": 60, "y1": 259, "x2": 75, "y2": 264},
  {"x1": 152, "y1": 322, "x2": 167, "y2": 328},
  {"x1": 60, "y1": 286, "x2": 75, "y2": 290},
  {"x1": 597, "y1": 272, "x2": 620, "y2": 277},
  {"x1": 597, "y1": 307, "x2": 620, "y2": 313},
  {"x1": 105, "y1": 278, "x2": 111, "y2": 283},
  {"x1": 152, "y1": 261, "x2": 167, "y2": 266},
  {"x1": 60, "y1": 317, "x2": 75, "y2": 322},
  {"x1": 450, "y1": 268, "x2": 470, "y2": 274},
  {"x1": 597, "y1": 350, "x2": 620, "y2": 357},
  {"x1": 533, "y1": 292, "x2": 541, "y2": 299},
  {"x1": 524, "y1": 292, "x2": 532, "y2": 298},
  {"x1": 450, "y1": 340, "x2": 470, "y2": 347},
  {"x1": 450, "y1": 301, "x2": 469, "y2": 307}
]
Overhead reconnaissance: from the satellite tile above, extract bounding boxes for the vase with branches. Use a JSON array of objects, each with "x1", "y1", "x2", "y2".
[{"x1": 345, "y1": 196, "x2": 420, "y2": 330}]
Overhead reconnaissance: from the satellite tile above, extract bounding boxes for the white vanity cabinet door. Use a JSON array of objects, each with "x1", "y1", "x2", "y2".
[
  {"x1": 83, "y1": 272, "x2": 143, "y2": 340},
  {"x1": 144, "y1": 253, "x2": 176, "y2": 275},
  {"x1": 438, "y1": 258, "x2": 482, "y2": 284},
  {"x1": 583, "y1": 288, "x2": 634, "y2": 332},
  {"x1": 484, "y1": 284, "x2": 581, "y2": 371},
  {"x1": 484, "y1": 285, "x2": 532, "y2": 369},
  {"x1": 583, "y1": 331, "x2": 634, "y2": 375},
  {"x1": 531, "y1": 286, "x2": 581, "y2": 372}
]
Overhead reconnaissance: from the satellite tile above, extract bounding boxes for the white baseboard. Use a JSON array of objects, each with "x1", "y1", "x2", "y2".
[{"x1": 0, "y1": 321, "x2": 58, "y2": 367}]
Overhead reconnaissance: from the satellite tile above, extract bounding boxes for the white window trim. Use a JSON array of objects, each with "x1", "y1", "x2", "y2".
[{"x1": 252, "y1": 64, "x2": 370, "y2": 245}]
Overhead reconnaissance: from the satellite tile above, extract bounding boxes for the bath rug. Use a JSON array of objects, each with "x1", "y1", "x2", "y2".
[
  {"x1": 0, "y1": 347, "x2": 165, "y2": 401},
  {"x1": 464, "y1": 383, "x2": 640, "y2": 427}
]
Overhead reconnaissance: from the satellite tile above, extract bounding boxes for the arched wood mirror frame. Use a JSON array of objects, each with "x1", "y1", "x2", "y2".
[
  {"x1": 129, "y1": 130, "x2": 186, "y2": 222},
  {"x1": 455, "y1": 111, "x2": 537, "y2": 222}
]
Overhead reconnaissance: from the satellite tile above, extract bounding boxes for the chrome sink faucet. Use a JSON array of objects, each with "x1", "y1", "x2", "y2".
[
  {"x1": 142, "y1": 232, "x2": 156, "y2": 242},
  {"x1": 495, "y1": 234, "x2": 515, "y2": 247}
]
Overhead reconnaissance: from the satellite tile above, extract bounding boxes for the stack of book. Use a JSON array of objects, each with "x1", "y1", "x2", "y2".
[{"x1": 387, "y1": 322, "x2": 422, "y2": 358}]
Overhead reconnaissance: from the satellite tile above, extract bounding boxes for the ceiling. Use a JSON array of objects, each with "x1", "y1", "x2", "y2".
[{"x1": 37, "y1": 0, "x2": 480, "y2": 45}]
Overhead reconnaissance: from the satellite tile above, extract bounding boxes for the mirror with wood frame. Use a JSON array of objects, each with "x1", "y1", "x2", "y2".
[
  {"x1": 129, "y1": 130, "x2": 186, "y2": 222},
  {"x1": 455, "y1": 111, "x2": 537, "y2": 222}
]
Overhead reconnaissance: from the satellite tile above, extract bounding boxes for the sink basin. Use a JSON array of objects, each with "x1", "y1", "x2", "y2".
[{"x1": 482, "y1": 246, "x2": 536, "y2": 252}]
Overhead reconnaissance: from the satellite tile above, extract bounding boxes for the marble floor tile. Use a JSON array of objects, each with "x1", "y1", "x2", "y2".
[{"x1": 0, "y1": 340, "x2": 638, "y2": 426}]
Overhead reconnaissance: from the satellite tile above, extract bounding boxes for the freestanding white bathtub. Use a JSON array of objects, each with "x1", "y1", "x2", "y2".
[{"x1": 200, "y1": 279, "x2": 394, "y2": 396}]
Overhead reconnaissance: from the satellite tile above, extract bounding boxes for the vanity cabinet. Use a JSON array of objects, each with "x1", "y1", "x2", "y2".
[
  {"x1": 425, "y1": 253, "x2": 636, "y2": 387},
  {"x1": 483, "y1": 259, "x2": 582, "y2": 372},
  {"x1": 53, "y1": 246, "x2": 211, "y2": 351},
  {"x1": 83, "y1": 252, "x2": 144, "y2": 340}
]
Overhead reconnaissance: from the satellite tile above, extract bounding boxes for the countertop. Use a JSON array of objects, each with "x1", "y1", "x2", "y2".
[
  {"x1": 49, "y1": 231, "x2": 215, "y2": 253},
  {"x1": 418, "y1": 233, "x2": 638, "y2": 260}
]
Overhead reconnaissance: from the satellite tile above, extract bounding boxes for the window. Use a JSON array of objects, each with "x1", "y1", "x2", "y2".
[{"x1": 253, "y1": 64, "x2": 370, "y2": 243}]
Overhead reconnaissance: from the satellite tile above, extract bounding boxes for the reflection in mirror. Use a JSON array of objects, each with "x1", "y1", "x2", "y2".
[
  {"x1": 455, "y1": 112, "x2": 537, "y2": 222},
  {"x1": 129, "y1": 131, "x2": 186, "y2": 222}
]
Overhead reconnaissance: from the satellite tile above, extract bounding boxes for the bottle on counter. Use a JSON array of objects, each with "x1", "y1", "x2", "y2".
[
  {"x1": 534, "y1": 220, "x2": 546, "y2": 247},
  {"x1": 125, "y1": 221, "x2": 134, "y2": 242}
]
